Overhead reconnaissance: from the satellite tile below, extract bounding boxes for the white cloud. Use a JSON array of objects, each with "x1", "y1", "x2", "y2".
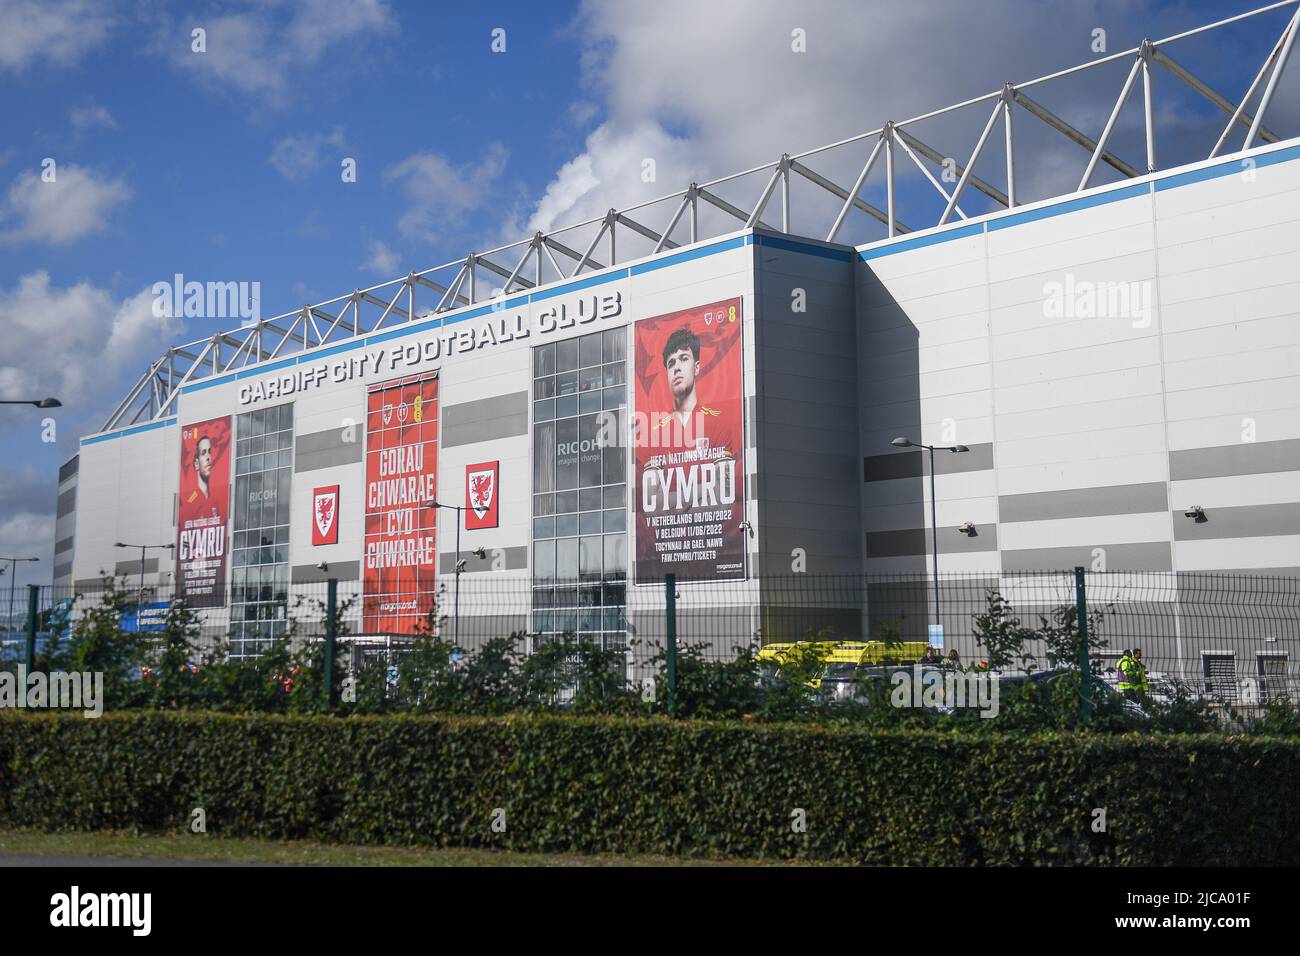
[
  {"x1": 364, "y1": 238, "x2": 401, "y2": 275},
  {"x1": 162, "y1": 0, "x2": 393, "y2": 101},
  {"x1": 269, "y1": 128, "x2": 347, "y2": 181},
  {"x1": 0, "y1": 164, "x2": 130, "y2": 245},
  {"x1": 0, "y1": 508, "x2": 56, "y2": 594},
  {"x1": 384, "y1": 143, "x2": 509, "y2": 243},
  {"x1": 0, "y1": 0, "x2": 114, "y2": 73},
  {"x1": 0, "y1": 272, "x2": 183, "y2": 415},
  {"x1": 69, "y1": 102, "x2": 117, "y2": 130},
  {"x1": 515, "y1": 0, "x2": 1191, "y2": 247}
]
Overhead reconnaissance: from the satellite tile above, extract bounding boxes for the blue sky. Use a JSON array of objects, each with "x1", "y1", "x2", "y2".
[{"x1": 1, "y1": 0, "x2": 1295, "y2": 591}]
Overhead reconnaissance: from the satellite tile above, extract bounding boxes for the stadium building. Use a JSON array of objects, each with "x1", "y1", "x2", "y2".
[{"x1": 56, "y1": 5, "x2": 1300, "y2": 677}]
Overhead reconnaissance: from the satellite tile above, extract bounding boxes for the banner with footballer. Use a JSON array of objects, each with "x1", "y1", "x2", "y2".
[
  {"x1": 363, "y1": 372, "x2": 439, "y2": 634},
  {"x1": 633, "y1": 297, "x2": 745, "y2": 583},
  {"x1": 176, "y1": 415, "x2": 231, "y2": 607}
]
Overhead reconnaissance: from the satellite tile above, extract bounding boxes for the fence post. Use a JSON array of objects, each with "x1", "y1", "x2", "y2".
[
  {"x1": 665, "y1": 573, "x2": 677, "y2": 716},
  {"x1": 1074, "y1": 566, "x2": 1091, "y2": 724},
  {"x1": 324, "y1": 578, "x2": 338, "y2": 709},
  {"x1": 24, "y1": 585, "x2": 39, "y2": 675}
]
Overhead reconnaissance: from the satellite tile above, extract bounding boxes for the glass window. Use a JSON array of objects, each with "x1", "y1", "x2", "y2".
[
  {"x1": 555, "y1": 417, "x2": 578, "y2": 490},
  {"x1": 556, "y1": 538, "x2": 578, "y2": 580},
  {"x1": 534, "y1": 336, "x2": 627, "y2": 643},
  {"x1": 602, "y1": 326, "x2": 626, "y2": 364},
  {"x1": 533, "y1": 540, "x2": 555, "y2": 581},
  {"x1": 579, "y1": 332, "x2": 602, "y2": 369},
  {"x1": 533, "y1": 422, "x2": 556, "y2": 494},
  {"x1": 230, "y1": 402, "x2": 294, "y2": 660},
  {"x1": 579, "y1": 536, "x2": 603, "y2": 580},
  {"x1": 555, "y1": 338, "x2": 578, "y2": 372},
  {"x1": 578, "y1": 414, "x2": 602, "y2": 488},
  {"x1": 534, "y1": 343, "x2": 555, "y2": 377},
  {"x1": 604, "y1": 535, "x2": 627, "y2": 577},
  {"x1": 602, "y1": 362, "x2": 625, "y2": 387}
]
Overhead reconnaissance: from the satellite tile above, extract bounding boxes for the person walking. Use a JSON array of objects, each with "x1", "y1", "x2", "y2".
[{"x1": 1117, "y1": 647, "x2": 1148, "y2": 701}]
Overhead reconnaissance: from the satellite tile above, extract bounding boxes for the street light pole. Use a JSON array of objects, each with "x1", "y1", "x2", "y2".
[
  {"x1": 113, "y1": 542, "x2": 175, "y2": 622},
  {"x1": 1, "y1": 557, "x2": 40, "y2": 639},
  {"x1": 425, "y1": 500, "x2": 465, "y2": 645},
  {"x1": 890, "y1": 438, "x2": 969, "y2": 645}
]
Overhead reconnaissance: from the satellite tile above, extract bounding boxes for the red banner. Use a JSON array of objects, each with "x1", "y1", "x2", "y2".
[
  {"x1": 363, "y1": 373, "x2": 439, "y2": 634},
  {"x1": 633, "y1": 297, "x2": 745, "y2": 583},
  {"x1": 176, "y1": 415, "x2": 231, "y2": 607},
  {"x1": 465, "y1": 461, "x2": 499, "y2": 529}
]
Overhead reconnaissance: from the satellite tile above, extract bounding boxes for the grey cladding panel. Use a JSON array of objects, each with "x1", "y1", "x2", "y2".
[
  {"x1": 865, "y1": 524, "x2": 998, "y2": 557},
  {"x1": 1170, "y1": 439, "x2": 1300, "y2": 481},
  {"x1": 863, "y1": 443, "x2": 994, "y2": 482},
  {"x1": 442, "y1": 392, "x2": 529, "y2": 448},
  {"x1": 56, "y1": 488, "x2": 76, "y2": 518},
  {"x1": 1001, "y1": 541, "x2": 1173, "y2": 572},
  {"x1": 292, "y1": 560, "x2": 361, "y2": 583},
  {"x1": 294, "y1": 427, "x2": 363, "y2": 473},
  {"x1": 1173, "y1": 502, "x2": 1300, "y2": 541},
  {"x1": 439, "y1": 547, "x2": 528, "y2": 574},
  {"x1": 115, "y1": 558, "x2": 160, "y2": 576},
  {"x1": 1000, "y1": 482, "x2": 1169, "y2": 523}
]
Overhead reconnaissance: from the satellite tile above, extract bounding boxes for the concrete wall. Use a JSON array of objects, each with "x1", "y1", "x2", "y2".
[{"x1": 857, "y1": 139, "x2": 1300, "y2": 582}]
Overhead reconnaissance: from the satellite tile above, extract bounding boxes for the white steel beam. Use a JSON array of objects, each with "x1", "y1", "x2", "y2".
[
  {"x1": 1246, "y1": 7, "x2": 1300, "y2": 147},
  {"x1": 1079, "y1": 56, "x2": 1143, "y2": 190},
  {"x1": 940, "y1": 100, "x2": 1003, "y2": 224}
]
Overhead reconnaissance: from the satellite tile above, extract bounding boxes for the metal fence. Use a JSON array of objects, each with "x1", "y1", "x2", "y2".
[{"x1": 4, "y1": 569, "x2": 1299, "y2": 703}]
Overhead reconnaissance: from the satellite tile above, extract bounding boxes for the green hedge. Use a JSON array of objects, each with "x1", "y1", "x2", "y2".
[{"x1": 2, "y1": 712, "x2": 1297, "y2": 864}]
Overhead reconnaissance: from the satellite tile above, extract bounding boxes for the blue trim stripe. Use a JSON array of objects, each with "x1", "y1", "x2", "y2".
[
  {"x1": 859, "y1": 222, "x2": 983, "y2": 261},
  {"x1": 630, "y1": 236, "x2": 746, "y2": 276},
  {"x1": 987, "y1": 182, "x2": 1150, "y2": 232},
  {"x1": 441, "y1": 303, "x2": 496, "y2": 326},
  {"x1": 81, "y1": 417, "x2": 177, "y2": 446},
  {"x1": 181, "y1": 374, "x2": 236, "y2": 394},
  {"x1": 530, "y1": 268, "x2": 630, "y2": 300},
  {"x1": 754, "y1": 233, "x2": 853, "y2": 261},
  {"x1": 1155, "y1": 142, "x2": 1300, "y2": 192}
]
